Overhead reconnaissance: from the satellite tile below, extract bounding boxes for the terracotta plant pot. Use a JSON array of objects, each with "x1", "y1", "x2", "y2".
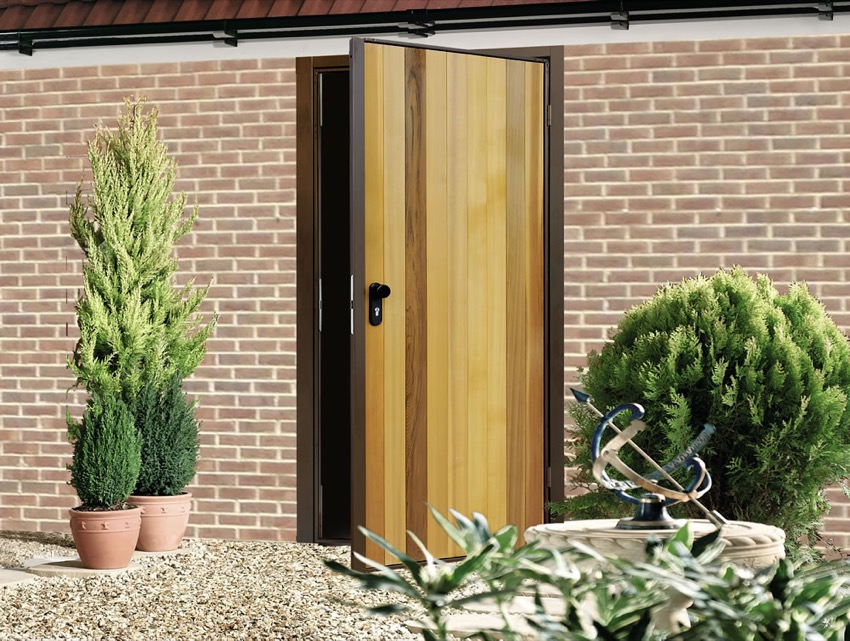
[
  {"x1": 69, "y1": 505, "x2": 142, "y2": 570},
  {"x1": 130, "y1": 492, "x2": 192, "y2": 552}
]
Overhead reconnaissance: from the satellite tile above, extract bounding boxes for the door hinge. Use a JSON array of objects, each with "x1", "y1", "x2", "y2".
[
  {"x1": 318, "y1": 278, "x2": 323, "y2": 332},
  {"x1": 350, "y1": 274, "x2": 355, "y2": 335},
  {"x1": 547, "y1": 104, "x2": 552, "y2": 127}
]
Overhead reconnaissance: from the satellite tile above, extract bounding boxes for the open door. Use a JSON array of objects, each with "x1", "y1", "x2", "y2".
[{"x1": 351, "y1": 38, "x2": 548, "y2": 564}]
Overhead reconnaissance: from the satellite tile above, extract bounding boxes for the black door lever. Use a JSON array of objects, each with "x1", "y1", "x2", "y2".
[{"x1": 369, "y1": 282, "x2": 391, "y2": 326}]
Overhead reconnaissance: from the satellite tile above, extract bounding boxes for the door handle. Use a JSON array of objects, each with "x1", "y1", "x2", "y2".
[{"x1": 368, "y1": 282, "x2": 391, "y2": 326}]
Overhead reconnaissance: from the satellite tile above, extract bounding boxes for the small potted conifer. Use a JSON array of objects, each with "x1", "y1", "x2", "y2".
[
  {"x1": 68, "y1": 98, "x2": 215, "y2": 554},
  {"x1": 129, "y1": 375, "x2": 201, "y2": 551},
  {"x1": 67, "y1": 391, "x2": 142, "y2": 569}
]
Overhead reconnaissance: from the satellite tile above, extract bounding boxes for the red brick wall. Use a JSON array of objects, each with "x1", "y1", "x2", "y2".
[
  {"x1": 2, "y1": 30, "x2": 850, "y2": 547},
  {"x1": 562, "y1": 33, "x2": 850, "y2": 547},
  {"x1": 0, "y1": 58, "x2": 297, "y2": 541}
]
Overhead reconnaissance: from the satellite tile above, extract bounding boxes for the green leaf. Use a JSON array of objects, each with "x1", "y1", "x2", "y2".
[
  {"x1": 625, "y1": 610, "x2": 653, "y2": 641},
  {"x1": 325, "y1": 558, "x2": 418, "y2": 598},
  {"x1": 429, "y1": 505, "x2": 469, "y2": 551},
  {"x1": 666, "y1": 523, "x2": 694, "y2": 552},
  {"x1": 367, "y1": 604, "x2": 408, "y2": 616},
  {"x1": 360, "y1": 526, "x2": 423, "y2": 585},
  {"x1": 691, "y1": 526, "x2": 724, "y2": 560},
  {"x1": 592, "y1": 621, "x2": 621, "y2": 641}
]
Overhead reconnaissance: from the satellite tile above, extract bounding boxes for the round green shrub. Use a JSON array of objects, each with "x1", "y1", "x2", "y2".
[
  {"x1": 132, "y1": 375, "x2": 199, "y2": 496},
  {"x1": 557, "y1": 268, "x2": 850, "y2": 551},
  {"x1": 67, "y1": 392, "x2": 141, "y2": 510}
]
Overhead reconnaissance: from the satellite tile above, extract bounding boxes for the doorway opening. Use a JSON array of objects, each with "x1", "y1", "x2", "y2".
[
  {"x1": 316, "y1": 68, "x2": 351, "y2": 542},
  {"x1": 296, "y1": 57, "x2": 353, "y2": 544}
]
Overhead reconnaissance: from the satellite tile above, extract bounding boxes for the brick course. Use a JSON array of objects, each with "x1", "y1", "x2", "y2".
[{"x1": 563, "y1": 33, "x2": 850, "y2": 548}]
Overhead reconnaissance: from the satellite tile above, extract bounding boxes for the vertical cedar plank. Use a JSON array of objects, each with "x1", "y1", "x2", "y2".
[
  {"x1": 465, "y1": 53, "x2": 489, "y2": 517},
  {"x1": 382, "y1": 44, "x2": 408, "y2": 560},
  {"x1": 405, "y1": 46, "x2": 429, "y2": 555},
  {"x1": 446, "y1": 52, "x2": 470, "y2": 527},
  {"x1": 424, "y1": 49, "x2": 452, "y2": 557},
  {"x1": 362, "y1": 43, "x2": 386, "y2": 563},
  {"x1": 485, "y1": 57, "x2": 508, "y2": 530},
  {"x1": 505, "y1": 59, "x2": 527, "y2": 531},
  {"x1": 525, "y1": 62, "x2": 546, "y2": 528}
]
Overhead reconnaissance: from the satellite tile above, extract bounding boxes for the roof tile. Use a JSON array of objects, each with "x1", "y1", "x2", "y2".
[
  {"x1": 328, "y1": 0, "x2": 366, "y2": 15},
  {"x1": 356, "y1": 0, "x2": 398, "y2": 12},
  {"x1": 205, "y1": 0, "x2": 244, "y2": 21},
  {"x1": 267, "y1": 0, "x2": 305, "y2": 18},
  {"x1": 113, "y1": 0, "x2": 155, "y2": 25},
  {"x1": 82, "y1": 0, "x2": 123, "y2": 26},
  {"x1": 53, "y1": 0, "x2": 93, "y2": 27},
  {"x1": 144, "y1": 0, "x2": 182, "y2": 24},
  {"x1": 0, "y1": 0, "x2": 60, "y2": 7},
  {"x1": 417, "y1": 0, "x2": 463, "y2": 8},
  {"x1": 236, "y1": 0, "x2": 272, "y2": 20},
  {"x1": 0, "y1": 4, "x2": 32, "y2": 30},
  {"x1": 296, "y1": 0, "x2": 335, "y2": 16},
  {"x1": 23, "y1": 2, "x2": 64, "y2": 29},
  {"x1": 173, "y1": 0, "x2": 215, "y2": 22}
]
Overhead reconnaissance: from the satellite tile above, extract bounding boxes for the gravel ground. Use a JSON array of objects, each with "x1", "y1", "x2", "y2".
[{"x1": 0, "y1": 531, "x2": 422, "y2": 641}]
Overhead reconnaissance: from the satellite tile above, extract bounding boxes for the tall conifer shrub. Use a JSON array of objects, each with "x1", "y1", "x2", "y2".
[
  {"x1": 67, "y1": 99, "x2": 215, "y2": 501},
  {"x1": 68, "y1": 99, "x2": 216, "y2": 401},
  {"x1": 556, "y1": 268, "x2": 850, "y2": 551}
]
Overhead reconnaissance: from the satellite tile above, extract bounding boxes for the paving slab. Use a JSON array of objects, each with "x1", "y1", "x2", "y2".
[
  {"x1": 27, "y1": 559, "x2": 143, "y2": 578},
  {"x1": 22, "y1": 555, "x2": 77, "y2": 568},
  {"x1": 407, "y1": 612, "x2": 535, "y2": 639},
  {"x1": 464, "y1": 594, "x2": 566, "y2": 616},
  {"x1": 0, "y1": 568, "x2": 37, "y2": 587}
]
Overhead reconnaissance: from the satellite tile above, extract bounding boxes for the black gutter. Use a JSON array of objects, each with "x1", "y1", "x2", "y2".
[{"x1": 2, "y1": 1, "x2": 847, "y2": 55}]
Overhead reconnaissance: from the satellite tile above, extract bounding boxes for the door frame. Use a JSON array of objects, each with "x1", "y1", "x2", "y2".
[
  {"x1": 295, "y1": 54, "x2": 349, "y2": 543},
  {"x1": 296, "y1": 45, "x2": 564, "y2": 545}
]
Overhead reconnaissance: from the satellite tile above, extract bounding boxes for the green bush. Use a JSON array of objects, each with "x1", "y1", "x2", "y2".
[
  {"x1": 67, "y1": 392, "x2": 141, "y2": 510},
  {"x1": 555, "y1": 268, "x2": 850, "y2": 551},
  {"x1": 68, "y1": 98, "x2": 216, "y2": 402},
  {"x1": 132, "y1": 375, "x2": 199, "y2": 496}
]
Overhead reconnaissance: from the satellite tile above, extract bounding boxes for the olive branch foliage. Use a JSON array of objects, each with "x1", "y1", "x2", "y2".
[{"x1": 328, "y1": 507, "x2": 850, "y2": 641}]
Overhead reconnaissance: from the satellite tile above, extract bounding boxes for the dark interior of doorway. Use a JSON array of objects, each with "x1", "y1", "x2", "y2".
[{"x1": 317, "y1": 69, "x2": 351, "y2": 542}]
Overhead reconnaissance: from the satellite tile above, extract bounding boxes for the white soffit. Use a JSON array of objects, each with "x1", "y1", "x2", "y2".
[{"x1": 1, "y1": 14, "x2": 849, "y2": 70}]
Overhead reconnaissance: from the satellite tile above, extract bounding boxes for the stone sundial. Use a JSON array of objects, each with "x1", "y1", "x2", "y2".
[
  {"x1": 571, "y1": 388, "x2": 728, "y2": 530},
  {"x1": 522, "y1": 388, "x2": 786, "y2": 633}
]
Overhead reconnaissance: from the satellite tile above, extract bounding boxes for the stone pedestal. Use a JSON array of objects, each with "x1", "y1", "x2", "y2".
[{"x1": 524, "y1": 519, "x2": 785, "y2": 569}]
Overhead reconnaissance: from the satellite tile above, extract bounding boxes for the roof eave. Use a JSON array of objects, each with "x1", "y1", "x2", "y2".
[{"x1": 2, "y1": 0, "x2": 846, "y2": 55}]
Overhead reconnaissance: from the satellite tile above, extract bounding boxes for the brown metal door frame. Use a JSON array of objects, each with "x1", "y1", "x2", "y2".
[
  {"x1": 295, "y1": 54, "x2": 348, "y2": 543},
  {"x1": 296, "y1": 44, "x2": 564, "y2": 547}
]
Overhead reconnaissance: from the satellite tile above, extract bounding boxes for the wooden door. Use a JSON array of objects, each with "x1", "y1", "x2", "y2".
[{"x1": 351, "y1": 39, "x2": 546, "y2": 564}]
